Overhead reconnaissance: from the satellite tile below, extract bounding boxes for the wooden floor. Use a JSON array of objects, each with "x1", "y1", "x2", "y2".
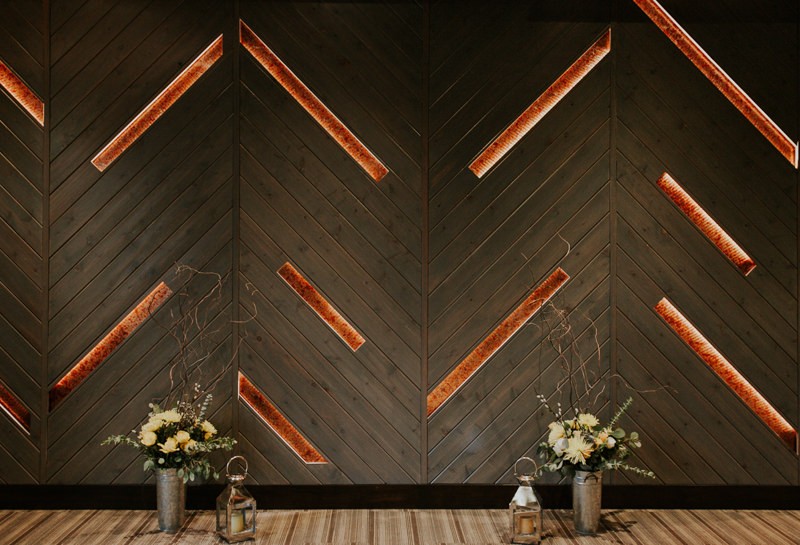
[{"x1": 0, "y1": 509, "x2": 798, "y2": 545}]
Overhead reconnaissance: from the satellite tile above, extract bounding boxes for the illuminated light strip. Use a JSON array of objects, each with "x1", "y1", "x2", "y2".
[
  {"x1": 655, "y1": 298, "x2": 797, "y2": 451},
  {"x1": 658, "y1": 172, "x2": 756, "y2": 276},
  {"x1": 239, "y1": 372, "x2": 327, "y2": 464},
  {"x1": 0, "y1": 60, "x2": 44, "y2": 125},
  {"x1": 91, "y1": 35, "x2": 223, "y2": 171},
  {"x1": 49, "y1": 282, "x2": 173, "y2": 410},
  {"x1": 469, "y1": 30, "x2": 611, "y2": 178},
  {"x1": 633, "y1": 0, "x2": 798, "y2": 168},
  {"x1": 278, "y1": 262, "x2": 365, "y2": 351},
  {"x1": 427, "y1": 268, "x2": 569, "y2": 417},
  {"x1": 239, "y1": 20, "x2": 388, "y2": 182},
  {"x1": 0, "y1": 381, "x2": 30, "y2": 433}
]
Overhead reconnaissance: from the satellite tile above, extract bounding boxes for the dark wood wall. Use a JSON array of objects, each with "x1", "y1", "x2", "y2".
[{"x1": 0, "y1": 0, "x2": 797, "y2": 487}]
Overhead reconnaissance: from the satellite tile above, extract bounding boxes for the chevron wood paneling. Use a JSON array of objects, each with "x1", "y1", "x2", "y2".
[
  {"x1": 613, "y1": 2, "x2": 798, "y2": 484},
  {"x1": 0, "y1": 1, "x2": 798, "y2": 490},
  {"x1": 45, "y1": 0, "x2": 233, "y2": 484},
  {"x1": 0, "y1": 0, "x2": 43, "y2": 484},
  {"x1": 427, "y1": 1, "x2": 612, "y2": 484},
  {"x1": 237, "y1": 1, "x2": 422, "y2": 484}
]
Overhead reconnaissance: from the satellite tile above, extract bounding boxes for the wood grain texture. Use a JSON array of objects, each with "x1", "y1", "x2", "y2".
[{"x1": 0, "y1": 0, "x2": 797, "y2": 489}]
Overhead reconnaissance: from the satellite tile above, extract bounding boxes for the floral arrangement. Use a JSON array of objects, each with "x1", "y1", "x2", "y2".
[
  {"x1": 537, "y1": 396, "x2": 654, "y2": 478},
  {"x1": 103, "y1": 394, "x2": 235, "y2": 482}
]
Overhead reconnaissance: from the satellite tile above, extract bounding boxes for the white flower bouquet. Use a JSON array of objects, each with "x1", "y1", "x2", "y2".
[
  {"x1": 103, "y1": 394, "x2": 235, "y2": 482},
  {"x1": 537, "y1": 397, "x2": 654, "y2": 478}
]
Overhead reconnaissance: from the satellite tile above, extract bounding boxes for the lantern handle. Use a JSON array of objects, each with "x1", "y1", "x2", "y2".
[
  {"x1": 514, "y1": 456, "x2": 539, "y2": 478},
  {"x1": 226, "y1": 455, "x2": 248, "y2": 477}
]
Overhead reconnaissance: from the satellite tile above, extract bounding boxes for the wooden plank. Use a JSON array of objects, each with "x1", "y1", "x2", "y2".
[
  {"x1": 615, "y1": 257, "x2": 799, "y2": 468},
  {"x1": 238, "y1": 114, "x2": 421, "y2": 329},
  {"x1": 242, "y1": 10, "x2": 422, "y2": 199},
  {"x1": 0, "y1": 154, "x2": 42, "y2": 222},
  {"x1": 240, "y1": 63, "x2": 421, "y2": 276},
  {"x1": 238, "y1": 222, "x2": 421, "y2": 452},
  {"x1": 49, "y1": 116, "x2": 232, "y2": 284},
  {"x1": 429, "y1": 190, "x2": 610, "y2": 383},
  {"x1": 240, "y1": 151, "x2": 421, "y2": 360},
  {"x1": 0, "y1": 94, "x2": 44, "y2": 159},
  {"x1": 430, "y1": 152, "x2": 609, "y2": 327},
  {"x1": 430, "y1": 101, "x2": 610, "y2": 290},
  {"x1": 47, "y1": 183, "x2": 232, "y2": 384},
  {"x1": 616, "y1": 196, "x2": 798, "y2": 415}
]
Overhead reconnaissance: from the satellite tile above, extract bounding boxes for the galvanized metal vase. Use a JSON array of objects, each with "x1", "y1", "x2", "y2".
[
  {"x1": 156, "y1": 469, "x2": 186, "y2": 533},
  {"x1": 572, "y1": 470, "x2": 602, "y2": 535}
]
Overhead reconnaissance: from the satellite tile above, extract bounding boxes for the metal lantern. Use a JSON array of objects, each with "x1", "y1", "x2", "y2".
[
  {"x1": 216, "y1": 456, "x2": 257, "y2": 542},
  {"x1": 509, "y1": 456, "x2": 542, "y2": 544}
]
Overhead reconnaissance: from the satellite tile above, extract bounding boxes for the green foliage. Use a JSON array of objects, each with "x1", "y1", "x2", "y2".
[{"x1": 102, "y1": 394, "x2": 235, "y2": 483}]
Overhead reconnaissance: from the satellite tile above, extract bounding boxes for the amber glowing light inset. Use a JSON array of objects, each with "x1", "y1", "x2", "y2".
[
  {"x1": 239, "y1": 373, "x2": 326, "y2": 464},
  {"x1": 239, "y1": 20, "x2": 388, "y2": 182},
  {"x1": 0, "y1": 60, "x2": 44, "y2": 125},
  {"x1": 49, "y1": 282, "x2": 173, "y2": 410},
  {"x1": 655, "y1": 298, "x2": 797, "y2": 450},
  {"x1": 91, "y1": 35, "x2": 223, "y2": 171},
  {"x1": 469, "y1": 30, "x2": 611, "y2": 178},
  {"x1": 633, "y1": 0, "x2": 798, "y2": 168},
  {"x1": 278, "y1": 262, "x2": 365, "y2": 351},
  {"x1": 427, "y1": 268, "x2": 570, "y2": 417},
  {"x1": 0, "y1": 381, "x2": 30, "y2": 433},
  {"x1": 658, "y1": 173, "x2": 755, "y2": 276}
]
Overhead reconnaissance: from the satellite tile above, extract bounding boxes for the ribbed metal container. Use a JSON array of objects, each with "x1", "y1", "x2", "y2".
[
  {"x1": 156, "y1": 469, "x2": 186, "y2": 533},
  {"x1": 572, "y1": 470, "x2": 602, "y2": 535}
]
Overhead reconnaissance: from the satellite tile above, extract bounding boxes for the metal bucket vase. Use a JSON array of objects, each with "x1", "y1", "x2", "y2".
[
  {"x1": 156, "y1": 469, "x2": 186, "y2": 533},
  {"x1": 572, "y1": 470, "x2": 602, "y2": 535}
]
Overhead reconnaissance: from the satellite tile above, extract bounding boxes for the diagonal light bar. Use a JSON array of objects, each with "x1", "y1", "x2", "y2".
[
  {"x1": 49, "y1": 282, "x2": 173, "y2": 410},
  {"x1": 469, "y1": 30, "x2": 611, "y2": 178},
  {"x1": 0, "y1": 381, "x2": 30, "y2": 433},
  {"x1": 239, "y1": 372, "x2": 327, "y2": 464},
  {"x1": 92, "y1": 35, "x2": 223, "y2": 171},
  {"x1": 655, "y1": 298, "x2": 797, "y2": 451},
  {"x1": 658, "y1": 172, "x2": 756, "y2": 276},
  {"x1": 427, "y1": 268, "x2": 569, "y2": 417},
  {"x1": 278, "y1": 262, "x2": 365, "y2": 351},
  {"x1": 633, "y1": 0, "x2": 798, "y2": 168},
  {"x1": 239, "y1": 20, "x2": 388, "y2": 182},
  {"x1": 0, "y1": 59, "x2": 44, "y2": 125}
]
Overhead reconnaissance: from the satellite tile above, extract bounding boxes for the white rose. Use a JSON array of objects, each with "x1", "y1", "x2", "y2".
[
  {"x1": 606, "y1": 437, "x2": 616, "y2": 448},
  {"x1": 140, "y1": 431, "x2": 157, "y2": 447},
  {"x1": 547, "y1": 422, "x2": 565, "y2": 445},
  {"x1": 553, "y1": 437, "x2": 569, "y2": 456},
  {"x1": 175, "y1": 430, "x2": 191, "y2": 445},
  {"x1": 200, "y1": 420, "x2": 217, "y2": 440},
  {"x1": 158, "y1": 410, "x2": 181, "y2": 423},
  {"x1": 158, "y1": 437, "x2": 179, "y2": 453},
  {"x1": 141, "y1": 420, "x2": 162, "y2": 433}
]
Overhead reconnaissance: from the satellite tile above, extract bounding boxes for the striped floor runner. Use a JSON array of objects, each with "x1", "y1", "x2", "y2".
[{"x1": 0, "y1": 509, "x2": 797, "y2": 544}]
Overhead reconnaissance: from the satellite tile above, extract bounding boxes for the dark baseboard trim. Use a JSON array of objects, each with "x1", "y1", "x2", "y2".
[{"x1": 1, "y1": 485, "x2": 798, "y2": 510}]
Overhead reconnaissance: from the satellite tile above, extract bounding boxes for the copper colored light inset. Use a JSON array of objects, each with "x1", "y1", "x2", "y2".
[
  {"x1": 469, "y1": 30, "x2": 611, "y2": 178},
  {"x1": 655, "y1": 298, "x2": 797, "y2": 450},
  {"x1": 278, "y1": 262, "x2": 365, "y2": 351},
  {"x1": 239, "y1": 372, "x2": 327, "y2": 464},
  {"x1": 239, "y1": 20, "x2": 388, "y2": 182},
  {"x1": 91, "y1": 35, "x2": 223, "y2": 171},
  {"x1": 633, "y1": 0, "x2": 798, "y2": 168},
  {"x1": 427, "y1": 268, "x2": 570, "y2": 417},
  {"x1": 49, "y1": 282, "x2": 173, "y2": 410},
  {"x1": 0, "y1": 381, "x2": 30, "y2": 433},
  {"x1": 0, "y1": 60, "x2": 44, "y2": 125},
  {"x1": 658, "y1": 172, "x2": 756, "y2": 276}
]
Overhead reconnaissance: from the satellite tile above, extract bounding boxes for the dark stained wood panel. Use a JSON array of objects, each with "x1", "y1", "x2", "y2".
[
  {"x1": 237, "y1": 0, "x2": 422, "y2": 484},
  {"x1": 0, "y1": 0, "x2": 797, "y2": 489},
  {"x1": 0, "y1": 0, "x2": 43, "y2": 484}
]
